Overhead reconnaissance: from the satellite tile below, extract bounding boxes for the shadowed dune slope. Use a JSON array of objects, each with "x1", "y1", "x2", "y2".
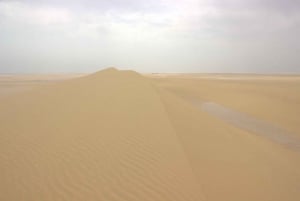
[{"x1": 0, "y1": 68, "x2": 205, "y2": 201}]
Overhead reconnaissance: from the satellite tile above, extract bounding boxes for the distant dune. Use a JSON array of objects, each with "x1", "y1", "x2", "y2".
[{"x1": 1, "y1": 68, "x2": 300, "y2": 201}]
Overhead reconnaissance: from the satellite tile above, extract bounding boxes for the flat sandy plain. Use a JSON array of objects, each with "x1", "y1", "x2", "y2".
[{"x1": 0, "y1": 68, "x2": 300, "y2": 201}]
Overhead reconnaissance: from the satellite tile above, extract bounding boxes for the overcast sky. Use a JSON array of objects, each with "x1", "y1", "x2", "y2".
[{"x1": 0, "y1": 0, "x2": 299, "y2": 73}]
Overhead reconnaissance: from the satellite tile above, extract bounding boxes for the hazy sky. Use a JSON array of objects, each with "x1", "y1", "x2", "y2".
[{"x1": 0, "y1": 0, "x2": 299, "y2": 73}]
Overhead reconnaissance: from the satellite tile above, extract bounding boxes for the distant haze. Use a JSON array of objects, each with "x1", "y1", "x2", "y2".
[{"x1": 0, "y1": 0, "x2": 299, "y2": 73}]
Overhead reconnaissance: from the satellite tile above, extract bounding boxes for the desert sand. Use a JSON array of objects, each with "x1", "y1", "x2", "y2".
[{"x1": 1, "y1": 68, "x2": 300, "y2": 201}]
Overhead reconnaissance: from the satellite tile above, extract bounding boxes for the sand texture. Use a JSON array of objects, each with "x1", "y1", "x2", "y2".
[{"x1": 1, "y1": 69, "x2": 300, "y2": 201}]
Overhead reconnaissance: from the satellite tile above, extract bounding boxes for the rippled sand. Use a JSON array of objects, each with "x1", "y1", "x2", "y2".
[{"x1": 1, "y1": 69, "x2": 300, "y2": 201}]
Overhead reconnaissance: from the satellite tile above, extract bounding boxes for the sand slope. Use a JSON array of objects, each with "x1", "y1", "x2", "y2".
[
  {"x1": 158, "y1": 88, "x2": 300, "y2": 201},
  {"x1": 0, "y1": 68, "x2": 204, "y2": 201},
  {"x1": 1, "y1": 69, "x2": 300, "y2": 201},
  {"x1": 152, "y1": 75, "x2": 300, "y2": 136}
]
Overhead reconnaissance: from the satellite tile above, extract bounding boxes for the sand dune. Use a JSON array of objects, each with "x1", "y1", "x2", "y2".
[
  {"x1": 0, "y1": 68, "x2": 204, "y2": 201},
  {"x1": 1, "y1": 68, "x2": 300, "y2": 201}
]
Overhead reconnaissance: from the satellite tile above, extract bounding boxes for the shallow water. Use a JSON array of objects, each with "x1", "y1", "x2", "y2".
[{"x1": 190, "y1": 100, "x2": 300, "y2": 151}]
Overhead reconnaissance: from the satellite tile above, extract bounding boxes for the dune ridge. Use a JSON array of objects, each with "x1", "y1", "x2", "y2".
[
  {"x1": 1, "y1": 68, "x2": 300, "y2": 201},
  {"x1": 0, "y1": 68, "x2": 205, "y2": 201}
]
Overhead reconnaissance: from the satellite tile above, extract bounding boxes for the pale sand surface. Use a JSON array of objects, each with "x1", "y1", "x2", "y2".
[
  {"x1": 0, "y1": 73, "x2": 85, "y2": 82},
  {"x1": 0, "y1": 69, "x2": 300, "y2": 201},
  {"x1": 0, "y1": 74, "x2": 85, "y2": 98},
  {"x1": 151, "y1": 74, "x2": 300, "y2": 137}
]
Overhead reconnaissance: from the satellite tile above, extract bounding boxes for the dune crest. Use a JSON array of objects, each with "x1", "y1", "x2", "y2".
[
  {"x1": 0, "y1": 68, "x2": 205, "y2": 201},
  {"x1": 1, "y1": 68, "x2": 300, "y2": 201}
]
